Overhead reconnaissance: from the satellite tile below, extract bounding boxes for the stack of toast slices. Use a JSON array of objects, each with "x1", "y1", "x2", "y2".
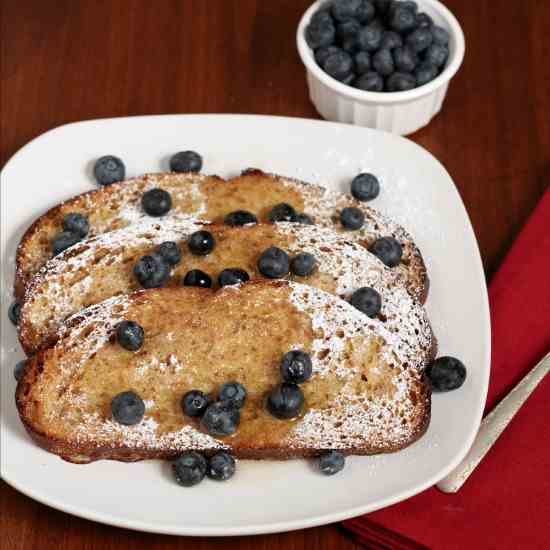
[{"x1": 14, "y1": 168, "x2": 435, "y2": 464}]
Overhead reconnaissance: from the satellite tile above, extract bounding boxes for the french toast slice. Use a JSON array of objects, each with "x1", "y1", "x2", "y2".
[
  {"x1": 19, "y1": 220, "x2": 432, "y2": 357},
  {"x1": 16, "y1": 281, "x2": 433, "y2": 464},
  {"x1": 15, "y1": 169, "x2": 428, "y2": 302}
]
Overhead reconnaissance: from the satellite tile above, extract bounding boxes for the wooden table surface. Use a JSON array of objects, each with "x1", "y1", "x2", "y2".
[{"x1": 1, "y1": 1, "x2": 549, "y2": 548}]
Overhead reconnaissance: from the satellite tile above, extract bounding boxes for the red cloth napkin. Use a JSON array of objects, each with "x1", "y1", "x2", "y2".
[{"x1": 343, "y1": 189, "x2": 550, "y2": 550}]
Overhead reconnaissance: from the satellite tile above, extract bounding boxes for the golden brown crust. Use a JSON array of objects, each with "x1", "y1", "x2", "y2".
[
  {"x1": 14, "y1": 170, "x2": 429, "y2": 303},
  {"x1": 16, "y1": 281, "x2": 432, "y2": 464},
  {"x1": 19, "y1": 220, "x2": 431, "y2": 356},
  {"x1": 16, "y1": 354, "x2": 431, "y2": 464},
  {"x1": 13, "y1": 173, "x2": 224, "y2": 299}
]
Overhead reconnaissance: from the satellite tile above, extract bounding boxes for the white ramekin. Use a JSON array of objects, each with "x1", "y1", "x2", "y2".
[{"x1": 297, "y1": 0, "x2": 465, "y2": 135}]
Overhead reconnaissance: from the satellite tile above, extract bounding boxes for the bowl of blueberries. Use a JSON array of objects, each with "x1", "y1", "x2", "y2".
[{"x1": 297, "y1": 0, "x2": 465, "y2": 135}]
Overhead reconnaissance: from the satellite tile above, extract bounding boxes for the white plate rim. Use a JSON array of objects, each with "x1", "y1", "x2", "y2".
[{"x1": 0, "y1": 114, "x2": 491, "y2": 536}]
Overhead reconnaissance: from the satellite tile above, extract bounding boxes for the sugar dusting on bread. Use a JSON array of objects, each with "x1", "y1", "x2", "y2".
[
  {"x1": 15, "y1": 170, "x2": 427, "y2": 305},
  {"x1": 21, "y1": 216, "x2": 199, "y2": 337},
  {"x1": 288, "y1": 283, "x2": 423, "y2": 448},
  {"x1": 39, "y1": 282, "x2": 429, "y2": 454},
  {"x1": 75, "y1": 414, "x2": 229, "y2": 451},
  {"x1": 281, "y1": 222, "x2": 432, "y2": 371},
  {"x1": 278, "y1": 222, "x2": 391, "y2": 295},
  {"x1": 21, "y1": 221, "x2": 430, "y2": 359},
  {"x1": 266, "y1": 172, "x2": 426, "y2": 301},
  {"x1": 115, "y1": 174, "x2": 207, "y2": 227}
]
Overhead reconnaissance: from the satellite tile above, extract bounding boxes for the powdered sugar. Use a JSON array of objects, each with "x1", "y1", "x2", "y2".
[
  {"x1": 288, "y1": 282, "x2": 426, "y2": 446},
  {"x1": 74, "y1": 414, "x2": 228, "y2": 451},
  {"x1": 20, "y1": 217, "x2": 200, "y2": 350},
  {"x1": 38, "y1": 282, "x2": 429, "y2": 456},
  {"x1": 281, "y1": 223, "x2": 433, "y2": 372},
  {"x1": 134, "y1": 354, "x2": 184, "y2": 377},
  {"x1": 266, "y1": 171, "x2": 426, "y2": 301},
  {"x1": 17, "y1": 170, "x2": 426, "y2": 305},
  {"x1": 94, "y1": 173, "x2": 209, "y2": 230},
  {"x1": 56, "y1": 293, "x2": 130, "y2": 371},
  {"x1": 277, "y1": 222, "x2": 388, "y2": 295}
]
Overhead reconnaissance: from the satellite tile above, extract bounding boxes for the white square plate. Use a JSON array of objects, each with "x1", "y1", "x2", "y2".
[{"x1": 0, "y1": 115, "x2": 490, "y2": 536}]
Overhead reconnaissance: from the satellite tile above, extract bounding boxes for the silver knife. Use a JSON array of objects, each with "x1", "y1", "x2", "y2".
[{"x1": 437, "y1": 351, "x2": 550, "y2": 493}]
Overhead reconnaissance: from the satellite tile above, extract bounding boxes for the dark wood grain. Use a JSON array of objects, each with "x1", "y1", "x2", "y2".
[{"x1": 1, "y1": 1, "x2": 549, "y2": 548}]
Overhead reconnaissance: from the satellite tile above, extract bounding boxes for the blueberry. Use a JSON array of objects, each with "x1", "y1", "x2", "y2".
[
  {"x1": 311, "y1": 9, "x2": 334, "y2": 27},
  {"x1": 14, "y1": 360, "x2": 26, "y2": 382},
  {"x1": 207, "y1": 452, "x2": 236, "y2": 481},
  {"x1": 340, "y1": 206, "x2": 365, "y2": 230},
  {"x1": 62, "y1": 213, "x2": 89, "y2": 238},
  {"x1": 350, "y1": 287, "x2": 382, "y2": 317},
  {"x1": 374, "y1": 0, "x2": 392, "y2": 15},
  {"x1": 398, "y1": 1, "x2": 418, "y2": 13},
  {"x1": 372, "y1": 48, "x2": 395, "y2": 76},
  {"x1": 431, "y1": 25, "x2": 450, "y2": 46},
  {"x1": 368, "y1": 17, "x2": 387, "y2": 32},
  {"x1": 319, "y1": 450, "x2": 346, "y2": 475},
  {"x1": 323, "y1": 50, "x2": 354, "y2": 81},
  {"x1": 218, "y1": 268, "x2": 250, "y2": 287},
  {"x1": 415, "y1": 61, "x2": 438, "y2": 86},
  {"x1": 331, "y1": 0, "x2": 362, "y2": 22},
  {"x1": 368, "y1": 236, "x2": 403, "y2": 267},
  {"x1": 379, "y1": 31, "x2": 403, "y2": 50},
  {"x1": 116, "y1": 320, "x2": 144, "y2": 351},
  {"x1": 183, "y1": 269, "x2": 212, "y2": 288},
  {"x1": 267, "y1": 383, "x2": 304, "y2": 419},
  {"x1": 356, "y1": 24, "x2": 383, "y2": 52},
  {"x1": 133, "y1": 253, "x2": 170, "y2": 288},
  {"x1": 173, "y1": 452, "x2": 207, "y2": 487},
  {"x1": 169, "y1": 150, "x2": 203, "y2": 173},
  {"x1": 337, "y1": 20, "x2": 361, "y2": 41},
  {"x1": 305, "y1": 21, "x2": 336, "y2": 49},
  {"x1": 157, "y1": 241, "x2": 181, "y2": 265},
  {"x1": 224, "y1": 210, "x2": 258, "y2": 226},
  {"x1": 351, "y1": 173, "x2": 380, "y2": 201},
  {"x1": 389, "y1": 5, "x2": 417, "y2": 33},
  {"x1": 341, "y1": 37, "x2": 359, "y2": 54},
  {"x1": 393, "y1": 46, "x2": 418, "y2": 72},
  {"x1": 426, "y1": 356, "x2": 467, "y2": 392},
  {"x1": 268, "y1": 203, "x2": 297, "y2": 222},
  {"x1": 280, "y1": 350, "x2": 313, "y2": 384},
  {"x1": 356, "y1": 0, "x2": 376, "y2": 24},
  {"x1": 51, "y1": 231, "x2": 81, "y2": 256},
  {"x1": 188, "y1": 230, "x2": 215, "y2": 255},
  {"x1": 93, "y1": 155, "x2": 125, "y2": 186},
  {"x1": 141, "y1": 188, "x2": 172, "y2": 217},
  {"x1": 388, "y1": 0, "x2": 418, "y2": 18},
  {"x1": 181, "y1": 389, "x2": 210, "y2": 417},
  {"x1": 424, "y1": 43, "x2": 448, "y2": 68},
  {"x1": 354, "y1": 71, "x2": 384, "y2": 91},
  {"x1": 8, "y1": 301, "x2": 20, "y2": 326},
  {"x1": 315, "y1": 45, "x2": 342, "y2": 67},
  {"x1": 201, "y1": 401, "x2": 240, "y2": 436},
  {"x1": 295, "y1": 212, "x2": 314, "y2": 225},
  {"x1": 219, "y1": 381, "x2": 247, "y2": 408},
  {"x1": 406, "y1": 27, "x2": 433, "y2": 53},
  {"x1": 416, "y1": 12, "x2": 433, "y2": 28},
  {"x1": 257, "y1": 246, "x2": 290, "y2": 279},
  {"x1": 290, "y1": 252, "x2": 316, "y2": 277},
  {"x1": 111, "y1": 391, "x2": 145, "y2": 425},
  {"x1": 386, "y1": 71, "x2": 416, "y2": 92},
  {"x1": 341, "y1": 72, "x2": 357, "y2": 85},
  {"x1": 354, "y1": 51, "x2": 371, "y2": 74}
]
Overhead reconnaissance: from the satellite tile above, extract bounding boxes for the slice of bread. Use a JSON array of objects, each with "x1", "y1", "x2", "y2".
[
  {"x1": 19, "y1": 220, "x2": 432, "y2": 357},
  {"x1": 15, "y1": 170, "x2": 427, "y2": 302},
  {"x1": 16, "y1": 281, "x2": 433, "y2": 464}
]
